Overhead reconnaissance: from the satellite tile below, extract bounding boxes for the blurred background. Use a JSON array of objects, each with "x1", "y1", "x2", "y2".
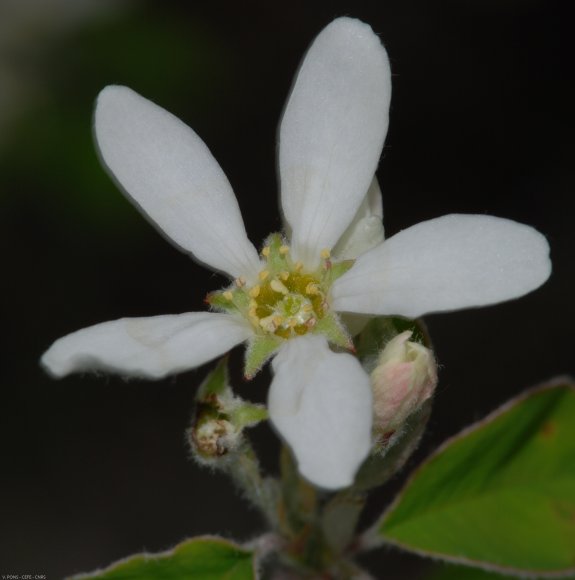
[{"x1": 1, "y1": 0, "x2": 573, "y2": 577}]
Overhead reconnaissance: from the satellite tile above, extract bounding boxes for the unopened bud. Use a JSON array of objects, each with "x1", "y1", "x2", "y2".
[{"x1": 371, "y1": 331, "x2": 437, "y2": 441}]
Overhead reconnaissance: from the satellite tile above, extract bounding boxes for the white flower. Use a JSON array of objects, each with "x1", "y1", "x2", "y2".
[{"x1": 41, "y1": 17, "x2": 551, "y2": 490}]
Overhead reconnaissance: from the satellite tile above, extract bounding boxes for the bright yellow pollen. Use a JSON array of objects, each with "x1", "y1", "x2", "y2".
[
  {"x1": 258, "y1": 270, "x2": 270, "y2": 281},
  {"x1": 223, "y1": 291, "x2": 233, "y2": 301},
  {"x1": 279, "y1": 245, "x2": 290, "y2": 255},
  {"x1": 249, "y1": 285, "x2": 261, "y2": 298},
  {"x1": 261, "y1": 246, "x2": 270, "y2": 257},
  {"x1": 320, "y1": 248, "x2": 331, "y2": 259},
  {"x1": 280, "y1": 271, "x2": 289, "y2": 281}
]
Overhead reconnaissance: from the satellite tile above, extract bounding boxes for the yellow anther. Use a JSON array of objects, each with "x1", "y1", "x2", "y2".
[
  {"x1": 235, "y1": 276, "x2": 246, "y2": 288},
  {"x1": 261, "y1": 246, "x2": 270, "y2": 257},
  {"x1": 288, "y1": 318, "x2": 298, "y2": 328},
  {"x1": 320, "y1": 248, "x2": 331, "y2": 259},
  {"x1": 249, "y1": 307, "x2": 258, "y2": 319},
  {"x1": 223, "y1": 291, "x2": 233, "y2": 301},
  {"x1": 258, "y1": 270, "x2": 270, "y2": 281},
  {"x1": 273, "y1": 315, "x2": 284, "y2": 327},
  {"x1": 305, "y1": 282, "x2": 319, "y2": 295},
  {"x1": 280, "y1": 271, "x2": 289, "y2": 281},
  {"x1": 249, "y1": 285, "x2": 261, "y2": 298},
  {"x1": 294, "y1": 261, "x2": 303, "y2": 271},
  {"x1": 270, "y1": 279, "x2": 289, "y2": 294},
  {"x1": 279, "y1": 245, "x2": 290, "y2": 255},
  {"x1": 249, "y1": 299, "x2": 258, "y2": 309}
]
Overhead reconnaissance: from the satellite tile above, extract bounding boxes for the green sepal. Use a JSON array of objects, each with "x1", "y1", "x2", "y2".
[
  {"x1": 197, "y1": 357, "x2": 229, "y2": 399},
  {"x1": 206, "y1": 287, "x2": 250, "y2": 314},
  {"x1": 70, "y1": 536, "x2": 257, "y2": 579},
  {"x1": 263, "y1": 232, "x2": 289, "y2": 272},
  {"x1": 244, "y1": 335, "x2": 282, "y2": 379},
  {"x1": 314, "y1": 312, "x2": 352, "y2": 350},
  {"x1": 230, "y1": 403, "x2": 269, "y2": 429},
  {"x1": 325, "y1": 259, "x2": 355, "y2": 284},
  {"x1": 205, "y1": 289, "x2": 235, "y2": 312},
  {"x1": 376, "y1": 378, "x2": 575, "y2": 577},
  {"x1": 354, "y1": 399, "x2": 432, "y2": 491}
]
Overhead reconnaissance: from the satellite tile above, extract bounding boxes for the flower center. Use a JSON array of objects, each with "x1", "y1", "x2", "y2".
[
  {"x1": 248, "y1": 269, "x2": 326, "y2": 339},
  {"x1": 206, "y1": 233, "x2": 354, "y2": 349}
]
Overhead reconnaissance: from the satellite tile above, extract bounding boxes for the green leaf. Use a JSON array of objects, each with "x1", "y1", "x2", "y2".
[
  {"x1": 378, "y1": 379, "x2": 575, "y2": 576},
  {"x1": 73, "y1": 536, "x2": 256, "y2": 579},
  {"x1": 427, "y1": 563, "x2": 515, "y2": 580}
]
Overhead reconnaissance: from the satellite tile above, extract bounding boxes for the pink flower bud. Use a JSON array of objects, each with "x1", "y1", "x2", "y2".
[{"x1": 371, "y1": 331, "x2": 437, "y2": 440}]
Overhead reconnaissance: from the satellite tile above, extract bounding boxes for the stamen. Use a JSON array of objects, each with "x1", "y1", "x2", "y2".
[
  {"x1": 320, "y1": 248, "x2": 331, "y2": 259},
  {"x1": 280, "y1": 271, "x2": 290, "y2": 281},
  {"x1": 259, "y1": 315, "x2": 277, "y2": 332},
  {"x1": 306, "y1": 317, "x2": 317, "y2": 329},
  {"x1": 235, "y1": 276, "x2": 246, "y2": 288},
  {"x1": 294, "y1": 261, "x2": 303, "y2": 271},
  {"x1": 305, "y1": 282, "x2": 319, "y2": 295},
  {"x1": 279, "y1": 245, "x2": 290, "y2": 255},
  {"x1": 223, "y1": 291, "x2": 233, "y2": 301},
  {"x1": 249, "y1": 285, "x2": 261, "y2": 298},
  {"x1": 270, "y1": 279, "x2": 289, "y2": 294},
  {"x1": 258, "y1": 270, "x2": 270, "y2": 281},
  {"x1": 261, "y1": 246, "x2": 270, "y2": 257},
  {"x1": 273, "y1": 315, "x2": 284, "y2": 327}
]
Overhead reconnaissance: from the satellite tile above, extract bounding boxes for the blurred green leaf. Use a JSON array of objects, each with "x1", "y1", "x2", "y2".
[
  {"x1": 427, "y1": 563, "x2": 517, "y2": 579},
  {"x1": 378, "y1": 379, "x2": 575, "y2": 576},
  {"x1": 73, "y1": 536, "x2": 256, "y2": 579}
]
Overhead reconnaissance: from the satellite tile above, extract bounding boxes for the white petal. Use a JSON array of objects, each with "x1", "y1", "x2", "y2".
[
  {"x1": 41, "y1": 312, "x2": 252, "y2": 379},
  {"x1": 332, "y1": 214, "x2": 552, "y2": 318},
  {"x1": 333, "y1": 176, "x2": 385, "y2": 260},
  {"x1": 279, "y1": 17, "x2": 391, "y2": 268},
  {"x1": 269, "y1": 335, "x2": 372, "y2": 490},
  {"x1": 95, "y1": 86, "x2": 261, "y2": 280}
]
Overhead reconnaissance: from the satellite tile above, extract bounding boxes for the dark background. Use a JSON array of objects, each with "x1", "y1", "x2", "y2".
[{"x1": 1, "y1": 0, "x2": 573, "y2": 577}]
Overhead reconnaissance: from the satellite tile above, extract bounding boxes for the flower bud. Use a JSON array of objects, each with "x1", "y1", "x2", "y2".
[
  {"x1": 370, "y1": 330, "x2": 437, "y2": 442},
  {"x1": 188, "y1": 358, "x2": 268, "y2": 465}
]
